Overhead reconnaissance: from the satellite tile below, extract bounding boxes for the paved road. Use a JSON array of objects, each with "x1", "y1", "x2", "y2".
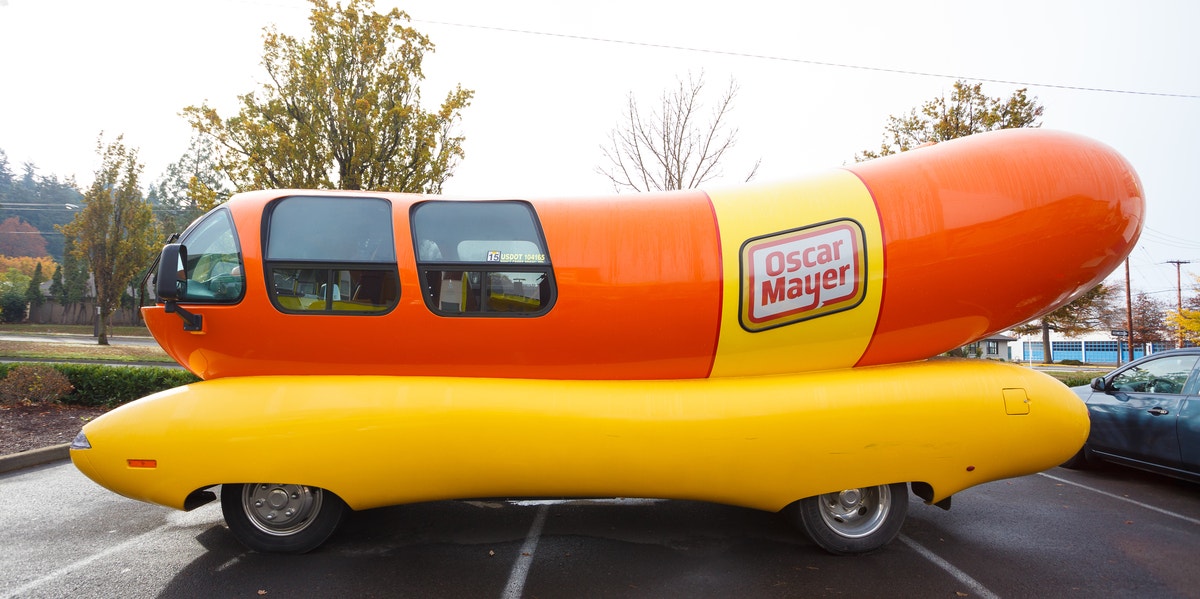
[
  {"x1": 0, "y1": 334, "x2": 159, "y2": 348},
  {"x1": 2, "y1": 461, "x2": 1197, "y2": 598}
]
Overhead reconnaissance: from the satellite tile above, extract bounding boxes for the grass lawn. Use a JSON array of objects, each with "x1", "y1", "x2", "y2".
[{"x1": 0, "y1": 323, "x2": 170, "y2": 363}]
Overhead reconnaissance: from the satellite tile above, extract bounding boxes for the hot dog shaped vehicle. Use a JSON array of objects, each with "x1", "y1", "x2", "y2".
[{"x1": 71, "y1": 129, "x2": 1143, "y2": 554}]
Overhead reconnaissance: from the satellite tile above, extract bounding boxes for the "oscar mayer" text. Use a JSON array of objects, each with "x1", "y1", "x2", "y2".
[{"x1": 742, "y1": 221, "x2": 864, "y2": 330}]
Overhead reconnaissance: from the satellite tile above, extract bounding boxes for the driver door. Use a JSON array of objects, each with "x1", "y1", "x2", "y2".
[{"x1": 1087, "y1": 353, "x2": 1198, "y2": 468}]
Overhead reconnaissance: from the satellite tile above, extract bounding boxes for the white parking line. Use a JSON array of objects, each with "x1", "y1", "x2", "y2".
[
  {"x1": 500, "y1": 504, "x2": 549, "y2": 599},
  {"x1": 1, "y1": 523, "x2": 173, "y2": 599},
  {"x1": 898, "y1": 534, "x2": 1001, "y2": 599},
  {"x1": 1038, "y1": 472, "x2": 1200, "y2": 526}
]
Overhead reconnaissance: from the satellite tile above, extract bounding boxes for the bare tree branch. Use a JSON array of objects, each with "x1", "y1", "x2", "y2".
[{"x1": 597, "y1": 71, "x2": 759, "y2": 193}]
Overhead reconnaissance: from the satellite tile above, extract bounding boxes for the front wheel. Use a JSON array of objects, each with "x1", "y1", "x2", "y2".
[
  {"x1": 1060, "y1": 444, "x2": 1093, "y2": 469},
  {"x1": 791, "y1": 483, "x2": 908, "y2": 555},
  {"x1": 221, "y1": 483, "x2": 347, "y2": 553}
]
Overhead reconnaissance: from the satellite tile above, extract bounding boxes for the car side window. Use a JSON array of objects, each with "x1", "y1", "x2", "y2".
[
  {"x1": 263, "y1": 196, "x2": 400, "y2": 315},
  {"x1": 411, "y1": 200, "x2": 555, "y2": 316},
  {"x1": 1110, "y1": 355, "x2": 1200, "y2": 394}
]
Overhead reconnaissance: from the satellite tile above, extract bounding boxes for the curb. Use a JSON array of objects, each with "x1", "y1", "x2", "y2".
[{"x1": 0, "y1": 443, "x2": 71, "y2": 474}]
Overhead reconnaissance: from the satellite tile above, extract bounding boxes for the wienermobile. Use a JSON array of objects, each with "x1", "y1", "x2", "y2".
[{"x1": 70, "y1": 129, "x2": 1143, "y2": 555}]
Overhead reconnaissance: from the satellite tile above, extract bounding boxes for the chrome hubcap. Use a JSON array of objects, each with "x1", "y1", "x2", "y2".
[
  {"x1": 241, "y1": 483, "x2": 322, "y2": 536},
  {"x1": 817, "y1": 485, "x2": 891, "y2": 539}
]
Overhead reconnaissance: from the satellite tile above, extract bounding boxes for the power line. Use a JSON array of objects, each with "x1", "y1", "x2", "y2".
[
  {"x1": 414, "y1": 19, "x2": 1200, "y2": 100},
  {"x1": 1141, "y1": 226, "x2": 1200, "y2": 251},
  {"x1": 197, "y1": 1, "x2": 1200, "y2": 99},
  {"x1": 0, "y1": 203, "x2": 79, "y2": 214}
]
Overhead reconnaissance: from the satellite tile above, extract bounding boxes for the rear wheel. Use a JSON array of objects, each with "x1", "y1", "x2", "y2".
[
  {"x1": 792, "y1": 483, "x2": 908, "y2": 555},
  {"x1": 221, "y1": 483, "x2": 346, "y2": 553}
]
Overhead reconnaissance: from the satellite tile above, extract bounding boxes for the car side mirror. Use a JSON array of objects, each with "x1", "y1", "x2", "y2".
[
  {"x1": 156, "y1": 243, "x2": 203, "y2": 332},
  {"x1": 1090, "y1": 377, "x2": 1109, "y2": 392},
  {"x1": 156, "y1": 244, "x2": 187, "y2": 301}
]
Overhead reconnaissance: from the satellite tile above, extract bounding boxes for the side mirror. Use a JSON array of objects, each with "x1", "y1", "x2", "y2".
[
  {"x1": 1090, "y1": 377, "x2": 1108, "y2": 392},
  {"x1": 157, "y1": 244, "x2": 187, "y2": 301},
  {"x1": 156, "y1": 244, "x2": 203, "y2": 332}
]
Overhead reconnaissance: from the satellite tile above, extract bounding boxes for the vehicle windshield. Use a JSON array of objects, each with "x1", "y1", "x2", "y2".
[{"x1": 173, "y1": 208, "x2": 245, "y2": 303}]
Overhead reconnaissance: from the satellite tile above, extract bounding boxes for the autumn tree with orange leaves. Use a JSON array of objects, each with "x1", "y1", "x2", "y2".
[{"x1": 0, "y1": 217, "x2": 49, "y2": 257}]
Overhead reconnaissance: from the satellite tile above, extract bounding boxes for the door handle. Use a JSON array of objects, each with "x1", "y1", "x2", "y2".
[{"x1": 1147, "y1": 407, "x2": 1169, "y2": 416}]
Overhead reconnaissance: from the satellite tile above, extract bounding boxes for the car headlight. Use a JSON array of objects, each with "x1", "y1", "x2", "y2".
[{"x1": 70, "y1": 432, "x2": 91, "y2": 450}]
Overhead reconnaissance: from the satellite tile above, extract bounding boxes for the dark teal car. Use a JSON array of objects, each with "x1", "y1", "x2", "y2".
[{"x1": 1064, "y1": 348, "x2": 1200, "y2": 483}]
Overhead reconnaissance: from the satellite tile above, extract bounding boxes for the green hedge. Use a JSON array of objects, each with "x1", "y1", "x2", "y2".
[
  {"x1": 0, "y1": 362, "x2": 200, "y2": 408},
  {"x1": 1057, "y1": 373, "x2": 1100, "y2": 388}
]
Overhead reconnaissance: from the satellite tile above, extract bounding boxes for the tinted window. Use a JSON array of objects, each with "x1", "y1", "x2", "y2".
[
  {"x1": 411, "y1": 201, "x2": 554, "y2": 316},
  {"x1": 266, "y1": 196, "x2": 395, "y2": 262},
  {"x1": 1111, "y1": 355, "x2": 1200, "y2": 394},
  {"x1": 271, "y1": 267, "x2": 398, "y2": 313},
  {"x1": 264, "y1": 196, "x2": 400, "y2": 315}
]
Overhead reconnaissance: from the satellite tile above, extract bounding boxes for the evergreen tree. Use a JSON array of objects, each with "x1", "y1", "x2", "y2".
[
  {"x1": 24, "y1": 262, "x2": 45, "y2": 322},
  {"x1": 0, "y1": 150, "x2": 13, "y2": 201},
  {"x1": 48, "y1": 263, "x2": 65, "y2": 323},
  {"x1": 153, "y1": 135, "x2": 232, "y2": 236},
  {"x1": 0, "y1": 156, "x2": 83, "y2": 262},
  {"x1": 64, "y1": 238, "x2": 90, "y2": 323}
]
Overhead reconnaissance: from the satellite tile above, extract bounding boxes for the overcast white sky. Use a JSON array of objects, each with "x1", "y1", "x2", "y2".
[{"x1": 1, "y1": 0, "x2": 1197, "y2": 303}]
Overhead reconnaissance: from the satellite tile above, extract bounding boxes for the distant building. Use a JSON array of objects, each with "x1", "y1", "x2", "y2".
[
  {"x1": 956, "y1": 331, "x2": 1177, "y2": 365},
  {"x1": 1010, "y1": 331, "x2": 1174, "y2": 365},
  {"x1": 959, "y1": 334, "x2": 1016, "y2": 360}
]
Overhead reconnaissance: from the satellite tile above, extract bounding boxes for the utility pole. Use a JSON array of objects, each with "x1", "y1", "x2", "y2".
[
  {"x1": 1126, "y1": 259, "x2": 1134, "y2": 362},
  {"x1": 1167, "y1": 259, "x2": 1191, "y2": 348}
]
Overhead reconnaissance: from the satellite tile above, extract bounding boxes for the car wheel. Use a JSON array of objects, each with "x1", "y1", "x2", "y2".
[
  {"x1": 1060, "y1": 444, "x2": 1093, "y2": 469},
  {"x1": 791, "y1": 483, "x2": 908, "y2": 555},
  {"x1": 221, "y1": 483, "x2": 346, "y2": 553}
]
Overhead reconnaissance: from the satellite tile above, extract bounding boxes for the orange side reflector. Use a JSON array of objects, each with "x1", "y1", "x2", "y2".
[{"x1": 127, "y1": 459, "x2": 158, "y2": 469}]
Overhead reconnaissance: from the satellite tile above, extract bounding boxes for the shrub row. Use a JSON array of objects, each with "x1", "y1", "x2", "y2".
[
  {"x1": 1055, "y1": 373, "x2": 1100, "y2": 388},
  {"x1": 0, "y1": 362, "x2": 200, "y2": 408}
]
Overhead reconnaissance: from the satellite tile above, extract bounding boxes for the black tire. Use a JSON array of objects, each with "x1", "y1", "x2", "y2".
[
  {"x1": 221, "y1": 483, "x2": 346, "y2": 553},
  {"x1": 1060, "y1": 444, "x2": 1092, "y2": 470},
  {"x1": 791, "y1": 483, "x2": 908, "y2": 555}
]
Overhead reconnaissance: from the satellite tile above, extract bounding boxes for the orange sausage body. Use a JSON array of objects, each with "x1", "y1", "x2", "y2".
[
  {"x1": 847, "y1": 129, "x2": 1143, "y2": 366},
  {"x1": 144, "y1": 129, "x2": 1143, "y2": 380}
]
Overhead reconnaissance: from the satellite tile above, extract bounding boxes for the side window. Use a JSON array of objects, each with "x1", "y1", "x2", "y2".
[
  {"x1": 175, "y1": 208, "x2": 244, "y2": 303},
  {"x1": 1111, "y1": 355, "x2": 1200, "y2": 394},
  {"x1": 264, "y1": 196, "x2": 399, "y2": 315},
  {"x1": 411, "y1": 201, "x2": 555, "y2": 316}
]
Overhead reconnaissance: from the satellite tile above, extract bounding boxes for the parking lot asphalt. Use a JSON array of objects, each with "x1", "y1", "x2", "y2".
[
  {"x1": 3, "y1": 458, "x2": 1197, "y2": 598},
  {"x1": 0, "y1": 333, "x2": 160, "y2": 347}
]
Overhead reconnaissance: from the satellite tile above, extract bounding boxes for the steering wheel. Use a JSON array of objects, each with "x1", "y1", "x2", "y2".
[{"x1": 1148, "y1": 378, "x2": 1178, "y2": 394}]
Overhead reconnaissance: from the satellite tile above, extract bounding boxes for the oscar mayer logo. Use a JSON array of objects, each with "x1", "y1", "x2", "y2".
[{"x1": 740, "y1": 219, "x2": 867, "y2": 332}]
